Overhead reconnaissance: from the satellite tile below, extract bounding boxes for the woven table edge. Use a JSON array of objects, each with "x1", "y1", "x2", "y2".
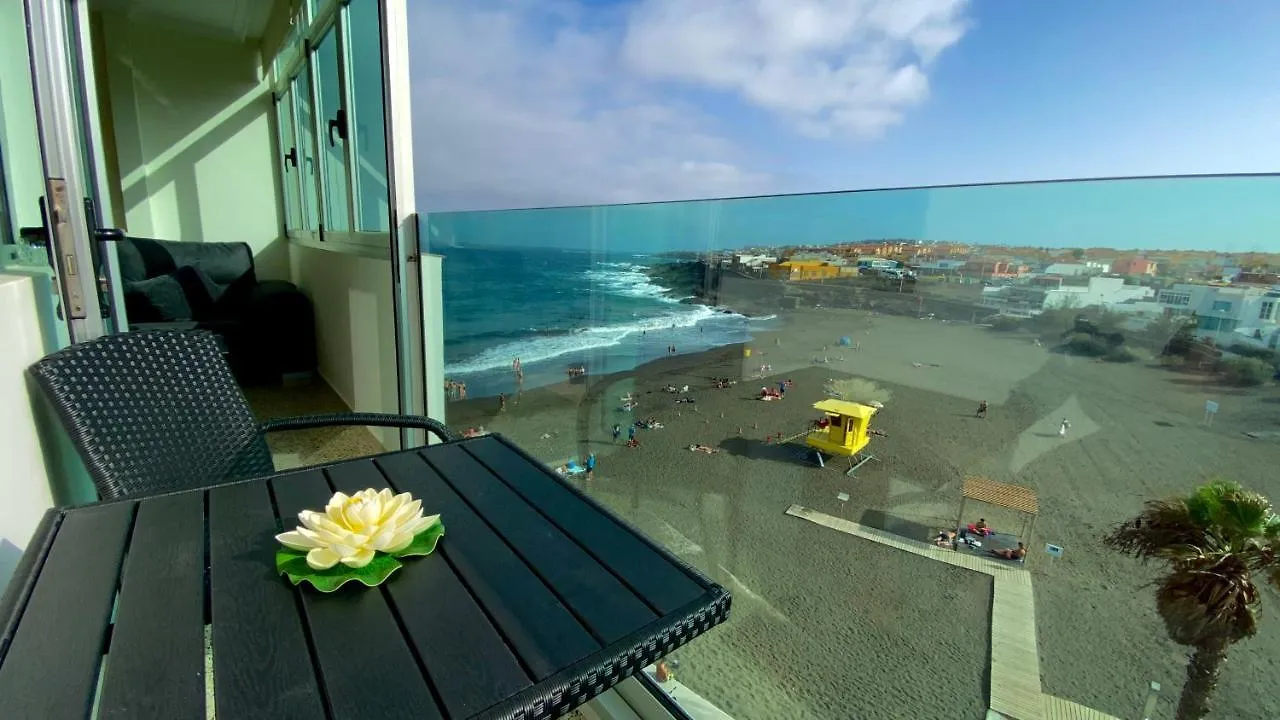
[{"x1": 476, "y1": 586, "x2": 732, "y2": 720}]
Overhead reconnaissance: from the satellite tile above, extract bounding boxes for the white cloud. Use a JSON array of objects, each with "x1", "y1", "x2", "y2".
[
  {"x1": 621, "y1": 0, "x2": 969, "y2": 138},
  {"x1": 410, "y1": 1, "x2": 772, "y2": 211},
  {"x1": 410, "y1": 0, "x2": 969, "y2": 210}
]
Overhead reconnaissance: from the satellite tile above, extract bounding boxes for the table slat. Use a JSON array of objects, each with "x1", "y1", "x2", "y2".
[
  {"x1": 420, "y1": 444, "x2": 656, "y2": 643},
  {"x1": 0, "y1": 502, "x2": 134, "y2": 718},
  {"x1": 466, "y1": 438, "x2": 704, "y2": 614},
  {"x1": 98, "y1": 493, "x2": 206, "y2": 718},
  {"x1": 209, "y1": 480, "x2": 326, "y2": 720},
  {"x1": 378, "y1": 452, "x2": 599, "y2": 679},
  {"x1": 271, "y1": 470, "x2": 443, "y2": 720},
  {"x1": 326, "y1": 461, "x2": 533, "y2": 718}
]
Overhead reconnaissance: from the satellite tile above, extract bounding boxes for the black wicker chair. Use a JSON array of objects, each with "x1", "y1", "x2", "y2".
[{"x1": 28, "y1": 330, "x2": 457, "y2": 501}]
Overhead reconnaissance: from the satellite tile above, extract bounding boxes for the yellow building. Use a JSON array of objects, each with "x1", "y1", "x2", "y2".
[
  {"x1": 806, "y1": 399, "x2": 878, "y2": 457},
  {"x1": 767, "y1": 261, "x2": 842, "y2": 281}
]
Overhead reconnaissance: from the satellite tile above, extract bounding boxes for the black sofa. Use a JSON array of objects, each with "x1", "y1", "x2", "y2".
[{"x1": 115, "y1": 236, "x2": 316, "y2": 384}]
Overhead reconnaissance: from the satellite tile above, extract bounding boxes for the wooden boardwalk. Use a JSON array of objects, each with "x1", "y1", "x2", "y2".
[
  {"x1": 1042, "y1": 695, "x2": 1123, "y2": 720},
  {"x1": 786, "y1": 505, "x2": 1116, "y2": 720}
]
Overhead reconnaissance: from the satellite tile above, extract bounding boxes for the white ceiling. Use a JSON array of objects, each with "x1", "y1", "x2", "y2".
[{"x1": 91, "y1": 0, "x2": 281, "y2": 43}]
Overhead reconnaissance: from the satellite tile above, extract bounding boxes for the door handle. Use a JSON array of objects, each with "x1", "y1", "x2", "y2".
[
  {"x1": 95, "y1": 227, "x2": 124, "y2": 243},
  {"x1": 284, "y1": 147, "x2": 298, "y2": 168},
  {"x1": 327, "y1": 108, "x2": 347, "y2": 146},
  {"x1": 19, "y1": 226, "x2": 49, "y2": 247}
]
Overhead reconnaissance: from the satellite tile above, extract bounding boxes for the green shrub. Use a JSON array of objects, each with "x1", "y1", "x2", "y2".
[
  {"x1": 989, "y1": 315, "x2": 1023, "y2": 332},
  {"x1": 1227, "y1": 343, "x2": 1277, "y2": 362},
  {"x1": 1104, "y1": 346, "x2": 1138, "y2": 363},
  {"x1": 1066, "y1": 332, "x2": 1109, "y2": 357},
  {"x1": 1221, "y1": 357, "x2": 1273, "y2": 387}
]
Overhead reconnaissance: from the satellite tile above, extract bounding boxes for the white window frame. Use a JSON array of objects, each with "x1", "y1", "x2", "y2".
[{"x1": 269, "y1": 0, "x2": 391, "y2": 256}]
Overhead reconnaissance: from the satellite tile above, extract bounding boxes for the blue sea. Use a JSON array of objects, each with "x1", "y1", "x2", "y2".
[{"x1": 441, "y1": 246, "x2": 775, "y2": 397}]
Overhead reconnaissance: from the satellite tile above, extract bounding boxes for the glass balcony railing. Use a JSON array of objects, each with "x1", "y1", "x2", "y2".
[{"x1": 425, "y1": 174, "x2": 1280, "y2": 720}]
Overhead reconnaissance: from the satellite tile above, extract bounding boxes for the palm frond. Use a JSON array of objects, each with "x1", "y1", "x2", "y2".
[
  {"x1": 1215, "y1": 487, "x2": 1277, "y2": 541},
  {"x1": 1156, "y1": 560, "x2": 1260, "y2": 647},
  {"x1": 1104, "y1": 499, "x2": 1209, "y2": 561}
]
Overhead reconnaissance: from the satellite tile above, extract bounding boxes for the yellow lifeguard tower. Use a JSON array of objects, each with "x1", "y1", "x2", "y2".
[{"x1": 806, "y1": 399, "x2": 880, "y2": 475}]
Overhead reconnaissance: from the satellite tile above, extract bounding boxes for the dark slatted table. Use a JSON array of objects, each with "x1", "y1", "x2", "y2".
[{"x1": 0, "y1": 435, "x2": 730, "y2": 720}]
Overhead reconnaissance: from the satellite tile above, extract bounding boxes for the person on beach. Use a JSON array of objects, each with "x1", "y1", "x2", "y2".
[
  {"x1": 628, "y1": 425, "x2": 636, "y2": 442},
  {"x1": 990, "y1": 542, "x2": 1026, "y2": 561},
  {"x1": 612, "y1": 424, "x2": 621, "y2": 442},
  {"x1": 586, "y1": 453, "x2": 596, "y2": 477},
  {"x1": 1058, "y1": 418, "x2": 1071, "y2": 438},
  {"x1": 976, "y1": 400, "x2": 988, "y2": 419},
  {"x1": 499, "y1": 393, "x2": 507, "y2": 411}
]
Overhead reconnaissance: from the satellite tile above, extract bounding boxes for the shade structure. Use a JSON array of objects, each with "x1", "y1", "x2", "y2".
[{"x1": 954, "y1": 476, "x2": 1040, "y2": 563}]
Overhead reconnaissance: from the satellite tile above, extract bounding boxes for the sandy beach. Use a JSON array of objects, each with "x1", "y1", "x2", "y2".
[{"x1": 446, "y1": 307, "x2": 1280, "y2": 720}]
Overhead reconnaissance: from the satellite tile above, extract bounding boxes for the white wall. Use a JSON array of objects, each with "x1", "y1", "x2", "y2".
[
  {"x1": 97, "y1": 12, "x2": 287, "y2": 279},
  {"x1": 289, "y1": 243, "x2": 400, "y2": 449},
  {"x1": 0, "y1": 276, "x2": 56, "y2": 588},
  {"x1": 0, "y1": 0, "x2": 46, "y2": 237},
  {"x1": 1044, "y1": 278, "x2": 1153, "y2": 309}
]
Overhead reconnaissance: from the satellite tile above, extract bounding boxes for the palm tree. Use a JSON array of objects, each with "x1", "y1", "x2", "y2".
[{"x1": 1104, "y1": 481, "x2": 1280, "y2": 719}]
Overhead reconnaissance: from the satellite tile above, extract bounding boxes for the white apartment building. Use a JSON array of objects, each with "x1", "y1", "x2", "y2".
[
  {"x1": 732, "y1": 253, "x2": 777, "y2": 269},
  {"x1": 982, "y1": 277, "x2": 1153, "y2": 316},
  {"x1": 1156, "y1": 283, "x2": 1280, "y2": 337},
  {"x1": 1041, "y1": 263, "x2": 1088, "y2": 276}
]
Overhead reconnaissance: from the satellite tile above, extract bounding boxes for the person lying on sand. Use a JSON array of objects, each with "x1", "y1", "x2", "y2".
[
  {"x1": 934, "y1": 530, "x2": 957, "y2": 547},
  {"x1": 989, "y1": 542, "x2": 1026, "y2": 561},
  {"x1": 688, "y1": 444, "x2": 719, "y2": 454},
  {"x1": 626, "y1": 437, "x2": 640, "y2": 448}
]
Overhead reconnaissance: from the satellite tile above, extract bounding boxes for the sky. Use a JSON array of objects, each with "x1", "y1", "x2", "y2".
[{"x1": 408, "y1": 0, "x2": 1280, "y2": 251}]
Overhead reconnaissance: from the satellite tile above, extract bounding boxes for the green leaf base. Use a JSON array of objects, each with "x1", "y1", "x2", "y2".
[{"x1": 277, "y1": 521, "x2": 445, "y2": 593}]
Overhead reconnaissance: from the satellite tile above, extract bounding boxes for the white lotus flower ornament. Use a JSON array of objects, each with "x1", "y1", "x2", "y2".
[{"x1": 275, "y1": 489, "x2": 445, "y2": 592}]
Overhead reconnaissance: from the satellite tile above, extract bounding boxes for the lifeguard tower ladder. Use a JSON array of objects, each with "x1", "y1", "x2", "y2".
[{"x1": 806, "y1": 399, "x2": 880, "y2": 476}]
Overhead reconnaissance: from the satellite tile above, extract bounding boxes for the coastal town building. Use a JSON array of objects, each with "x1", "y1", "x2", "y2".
[
  {"x1": 1155, "y1": 283, "x2": 1280, "y2": 336},
  {"x1": 1111, "y1": 256, "x2": 1158, "y2": 275},
  {"x1": 731, "y1": 254, "x2": 778, "y2": 270},
  {"x1": 964, "y1": 260, "x2": 1030, "y2": 278},
  {"x1": 768, "y1": 260, "x2": 842, "y2": 281},
  {"x1": 981, "y1": 277, "x2": 1153, "y2": 316},
  {"x1": 1041, "y1": 263, "x2": 1089, "y2": 276},
  {"x1": 914, "y1": 259, "x2": 968, "y2": 276}
]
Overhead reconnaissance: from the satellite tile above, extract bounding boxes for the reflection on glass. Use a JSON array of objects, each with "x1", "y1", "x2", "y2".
[
  {"x1": 292, "y1": 69, "x2": 319, "y2": 230},
  {"x1": 427, "y1": 175, "x2": 1280, "y2": 720},
  {"x1": 346, "y1": 0, "x2": 389, "y2": 232},
  {"x1": 314, "y1": 29, "x2": 349, "y2": 232},
  {"x1": 272, "y1": 14, "x2": 302, "y2": 80},
  {"x1": 275, "y1": 90, "x2": 302, "y2": 231}
]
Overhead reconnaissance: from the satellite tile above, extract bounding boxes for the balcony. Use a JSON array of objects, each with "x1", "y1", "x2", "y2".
[{"x1": 2, "y1": 1, "x2": 1278, "y2": 716}]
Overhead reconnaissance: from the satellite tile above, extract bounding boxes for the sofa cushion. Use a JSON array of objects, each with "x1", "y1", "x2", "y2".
[
  {"x1": 124, "y1": 274, "x2": 193, "y2": 322},
  {"x1": 118, "y1": 237, "x2": 255, "y2": 285},
  {"x1": 123, "y1": 266, "x2": 228, "y2": 322}
]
